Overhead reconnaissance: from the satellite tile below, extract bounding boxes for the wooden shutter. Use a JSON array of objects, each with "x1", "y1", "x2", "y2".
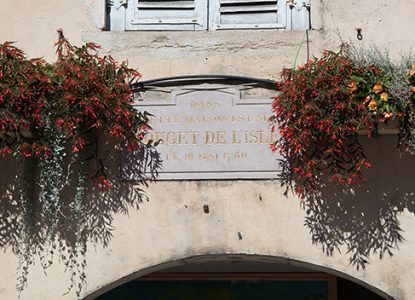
[
  {"x1": 209, "y1": 0, "x2": 286, "y2": 30},
  {"x1": 126, "y1": 0, "x2": 207, "y2": 30}
]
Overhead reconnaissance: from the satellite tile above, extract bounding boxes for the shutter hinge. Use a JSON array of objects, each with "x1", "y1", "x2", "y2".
[
  {"x1": 118, "y1": 0, "x2": 128, "y2": 9},
  {"x1": 106, "y1": 0, "x2": 128, "y2": 9},
  {"x1": 287, "y1": 0, "x2": 310, "y2": 10},
  {"x1": 287, "y1": 0, "x2": 295, "y2": 9}
]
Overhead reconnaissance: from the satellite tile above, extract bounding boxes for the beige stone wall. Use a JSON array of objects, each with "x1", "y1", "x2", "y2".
[
  {"x1": 1, "y1": 1, "x2": 414, "y2": 77},
  {"x1": 2, "y1": 137, "x2": 415, "y2": 299},
  {"x1": 1, "y1": 1, "x2": 415, "y2": 299},
  {"x1": 0, "y1": 0, "x2": 104, "y2": 61}
]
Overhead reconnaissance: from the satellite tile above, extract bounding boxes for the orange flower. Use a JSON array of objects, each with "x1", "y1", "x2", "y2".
[
  {"x1": 384, "y1": 112, "x2": 394, "y2": 120},
  {"x1": 368, "y1": 100, "x2": 377, "y2": 110},
  {"x1": 380, "y1": 92, "x2": 389, "y2": 102},
  {"x1": 373, "y1": 83, "x2": 383, "y2": 93},
  {"x1": 408, "y1": 64, "x2": 415, "y2": 77},
  {"x1": 347, "y1": 81, "x2": 358, "y2": 93}
]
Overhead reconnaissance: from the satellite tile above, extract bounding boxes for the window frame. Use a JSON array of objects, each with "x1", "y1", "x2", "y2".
[
  {"x1": 125, "y1": 0, "x2": 208, "y2": 30},
  {"x1": 208, "y1": 0, "x2": 287, "y2": 30},
  {"x1": 108, "y1": 0, "x2": 310, "y2": 31}
]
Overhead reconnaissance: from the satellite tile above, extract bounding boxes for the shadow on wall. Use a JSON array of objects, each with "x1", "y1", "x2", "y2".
[
  {"x1": 1, "y1": 133, "x2": 414, "y2": 296},
  {"x1": 0, "y1": 137, "x2": 162, "y2": 297},
  {"x1": 304, "y1": 135, "x2": 415, "y2": 269}
]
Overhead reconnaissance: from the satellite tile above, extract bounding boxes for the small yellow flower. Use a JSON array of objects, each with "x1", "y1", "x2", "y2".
[
  {"x1": 380, "y1": 92, "x2": 389, "y2": 102},
  {"x1": 373, "y1": 83, "x2": 383, "y2": 93},
  {"x1": 368, "y1": 100, "x2": 377, "y2": 110}
]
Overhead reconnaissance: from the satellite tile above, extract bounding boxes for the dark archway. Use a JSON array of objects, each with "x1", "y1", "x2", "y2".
[{"x1": 85, "y1": 255, "x2": 392, "y2": 300}]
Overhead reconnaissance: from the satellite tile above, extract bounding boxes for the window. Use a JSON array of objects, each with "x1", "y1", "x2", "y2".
[
  {"x1": 108, "y1": 0, "x2": 310, "y2": 31},
  {"x1": 126, "y1": 0, "x2": 208, "y2": 30}
]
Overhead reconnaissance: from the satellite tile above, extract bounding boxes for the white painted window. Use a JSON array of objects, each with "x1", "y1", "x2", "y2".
[
  {"x1": 126, "y1": 0, "x2": 208, "y2": 30},
  {"x1": 109, "y1": 0, "x2": 309, "y2": 31},
  {"x1": 208, "y1": 0, "x2": 286, "y2": 30}
]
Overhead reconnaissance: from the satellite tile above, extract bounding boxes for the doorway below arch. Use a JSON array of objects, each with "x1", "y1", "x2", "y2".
[{"x1": 94, "y1": 257, "x2": 386, "y2": 300}]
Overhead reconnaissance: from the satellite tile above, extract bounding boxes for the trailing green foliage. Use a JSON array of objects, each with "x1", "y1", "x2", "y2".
[
  {"x1": 345, "y1": 45, "x2": 415, "y2": 153},
  {"x1": 0, "y1": 31, "x2": 153, "y2": 298}
]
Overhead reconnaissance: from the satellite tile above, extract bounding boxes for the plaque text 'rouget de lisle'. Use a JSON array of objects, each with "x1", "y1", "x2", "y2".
[{"x1": 129, "y1": 87, "x2": 280, "y2": 180}]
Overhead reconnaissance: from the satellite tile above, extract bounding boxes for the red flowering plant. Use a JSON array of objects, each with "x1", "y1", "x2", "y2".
[
  {"x1": 270, "y1": 50, "x2": 398, "y2": 199},
  {"x1": 0, "y1": 31, "x2": 151, "y2": 189},
  {"x1": 0, "y1": 42, "x2": 52, "y2": 157},
  {"x1": 0, "y1": 31, "x2": 152, "y2": 297},
  {"x1": 52, "y1": 32, "x2": 151, "y2": 189}
]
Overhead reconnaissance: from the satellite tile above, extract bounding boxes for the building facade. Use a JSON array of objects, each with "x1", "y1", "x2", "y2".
[{"x1": 1, "y1": 0, "x2": 415, "y2": 299}]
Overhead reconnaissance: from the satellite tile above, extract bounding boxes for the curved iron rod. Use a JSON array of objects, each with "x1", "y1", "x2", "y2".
[{"x1": 130, "y1": 75, "x2": 280, "y2": 92}]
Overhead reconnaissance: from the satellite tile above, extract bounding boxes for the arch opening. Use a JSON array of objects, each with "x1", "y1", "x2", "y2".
[{"x1": 85, "y1": 255, "x2": 392, "y2": 300}]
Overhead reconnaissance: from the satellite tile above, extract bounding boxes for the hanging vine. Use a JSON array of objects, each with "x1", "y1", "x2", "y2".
[{"x1": 0, "y1": 31, "x2": 153, "y2": 298}]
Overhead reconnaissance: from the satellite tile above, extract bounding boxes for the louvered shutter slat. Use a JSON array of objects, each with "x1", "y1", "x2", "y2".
[
  {"x1": 210, "y1": 0, "x2": 285, "y2": 28},
  {"x1": 137, "y1": 0, "x2": 195, "y2": 9},
  {"x1": 220, "y1": 0, "x2": 277, "y2": 3},
  {"x1": 220, "y1": 4, "x2": 278, "y2": 13},
  {"x1": 121, "y1": 0, "x2": 308, "y2": 30}
]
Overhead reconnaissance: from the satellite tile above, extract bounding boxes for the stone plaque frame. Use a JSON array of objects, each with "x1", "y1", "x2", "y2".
[{"x1": 123, "y1": 84, "x2": 280, "y2": 180}]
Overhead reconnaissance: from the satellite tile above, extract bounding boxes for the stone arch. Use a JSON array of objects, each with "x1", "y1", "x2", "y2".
[
  {"x1": 71, "y1": 176, "x2": 415, "y2": 300},
  {"x1": 84, "y1": 254, "x2": 393, "y2": 300}
]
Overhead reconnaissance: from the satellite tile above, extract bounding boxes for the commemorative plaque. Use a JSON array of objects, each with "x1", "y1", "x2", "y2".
[{"x1": 124, "y1": 85, "x2": 280, "y2": 180}]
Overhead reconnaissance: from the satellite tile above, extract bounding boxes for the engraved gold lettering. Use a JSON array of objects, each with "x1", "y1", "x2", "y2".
[
  {"x1": 184, "y1": 153, "x2": 194, "y2": 160},
  {"x1": 222, "y1": 151, "x2": 248, "y2": 161},
  {"x1": 259, "y1": 130, "x2": 270, "y2": 144},
  {"x1": 233, "y1": 151, "x2": 248, "y2": 159},
  {"x1": 205, "y1": 131, "x2": 227, "y2": 145},
  {"x1": 155, "y1": 132, "x2": 165, "y2": 144},
  {"x1": 232, "y1": 131, "x2": 242, "y2": 144},
  {"x1": 249, "y1": 130, "x2": 259, "y2": 144},
  {"x1": 205, "y1": 131, "x2": 215, "y2": 145},
  {"x1": 232, "y1": 115, "x2": 250, "y2": 122},
  {"x1": 223, "y1": 152, "x2": 231, "y2": 161},
  {"x1": 177, "y1": 132, "x2": 187, "y2": 145},
  {"x1": 190, "y1": 100, "x2": 221, "y2": 109},
  {"x1": 191, "y1": 131, "x2": 200, "y2": 145},
  {"x1": 199, "y1": 153, "x2": 219, "y2": 160},
  {"x1": 217, "y1": 131, "x2": 227, "y2": 144},
  {"x1": 166, "y1": 132, "x2": 176, "y2": 145},
  {"x1": 165, "y1": 153, "x2": 180, "y2": 160},
  {"x1": 256, "y1": 114, "x2": 267, "y2": 122}
]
